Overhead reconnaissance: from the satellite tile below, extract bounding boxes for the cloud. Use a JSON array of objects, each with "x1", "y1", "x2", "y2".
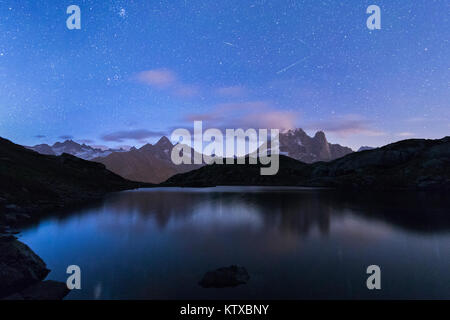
[
  {"x1": 308, "y1": 115, "x2": 386, "y2": 137},
  {"x1": 59, "y1": 135, "x2": 74, "y2": 140},
  {"x1": 216, "y1": 86, "x2": 247, "y2": 97},
  {"x1": 182, "y1": 101, "x2": 299, "y2": 130},
  {"x1": 134, "y1": 68, "x2": 201, "y2": 98},
  {"x1": 34, "y1": 135, "x2": 46, "y2": 139},
  {"x1": 135, "y1": 69, "x2": 255, "y2": 100},
  {"x1": 101, "y1": 129, "x2": 166, "y2": 142},
  {"x1": 239, "y1": 110, "x2": 298, "y2": 130},
  {"x1": 134, "y1": 69, "x2": 177, "y2": 89}
]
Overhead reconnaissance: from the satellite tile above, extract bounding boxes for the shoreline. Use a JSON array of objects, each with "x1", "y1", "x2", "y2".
[{"x1": 0, "y1": 236, "x2": 70, "y2": 300}]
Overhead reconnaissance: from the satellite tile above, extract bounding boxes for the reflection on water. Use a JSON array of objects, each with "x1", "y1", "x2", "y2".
[{"x1": 19, "y1": 187, "x2": 450, "y2": 299}]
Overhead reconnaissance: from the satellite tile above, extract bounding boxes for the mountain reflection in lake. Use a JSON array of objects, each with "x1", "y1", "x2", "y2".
[{"x1": 19, "y1": 187, "x2": 450, "y2": 299}]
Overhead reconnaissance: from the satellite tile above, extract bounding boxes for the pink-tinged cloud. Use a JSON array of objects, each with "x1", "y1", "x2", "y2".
[
  {"x1": 101, "y1": 129, "x2": 167, "y2": 142},
  {"x1": 183, "y1": 101, "x2": 299, "y2": 130},
  {"x1": 309, "y1": 115, "x2": 386, "y2": 137},
  {"x1": 240, "y1": 111, "x2": 298, "y2": 130},
  {"x1": 134, "y1": 69, "x2": 201, "y2": 98},
  {"x1": 135, "y1": 69, "x2": 177, "y2": 88},
  {"x1": 216, "y1": 86, "x2": 247, "y2": 97}
]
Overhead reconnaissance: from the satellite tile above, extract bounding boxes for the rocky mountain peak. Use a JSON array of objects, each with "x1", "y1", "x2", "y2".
[
  {"x1": 155, "y1": 136, "x2": 173, "y2": 149},
  {"x1": 52, "y1": 140, "x2": 83, "y2": 153},
  {"x1": 313, "y1": 131, "x2": 327, "y2": 142},
  {"x1": 53, "y1": 140, "x2": 80, "y2": 148},
  {"x1": 286, "y1": 128, "x2": 307, "y2": 137},
  {"x1": 139, "y1": 143, "x2": 153, "y2": 151},
  {"x1": 279, "y1": 128, "x2": 352, "y2": 163}
]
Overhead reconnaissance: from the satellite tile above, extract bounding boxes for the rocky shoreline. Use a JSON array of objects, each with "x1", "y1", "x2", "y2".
[
  {"x1": 0, "y1": 174, "x2": 144, "y2": 300},
  {"x1": 0, "y1": 235, "x2": 69, "y2": 300},
  {"x1": 0, "y1": 137, "x2": 151, "y2": 300}
]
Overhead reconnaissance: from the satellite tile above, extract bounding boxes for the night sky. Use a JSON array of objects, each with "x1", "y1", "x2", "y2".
[{"x1": 0, "y1": 0, "x2": 448, "y2": 150}]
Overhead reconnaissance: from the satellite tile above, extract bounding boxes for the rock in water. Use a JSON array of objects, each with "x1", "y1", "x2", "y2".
[{"x1": 199, "y1": 265, "x2": 250, "y2": 288}]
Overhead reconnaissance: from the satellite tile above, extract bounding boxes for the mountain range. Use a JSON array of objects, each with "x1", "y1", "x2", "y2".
[
  {"x1": 26, "y1": 129, "x2": 354, "y2": 183},
  {"x1": 2, "y1": 134, "x2": 449, "y2": 214},
  {"x1": 92, "y1": 136, "x2": 203, "y2": 184},
  {"x1": 164, "y1": 137, "x2": 450, "y2": 190},
  {"x1": 0, "y1": 137, "x2": 144, "y2": 221},
  {"x1": 27, "y1": 140, "x2": 127, "y2": 160}
]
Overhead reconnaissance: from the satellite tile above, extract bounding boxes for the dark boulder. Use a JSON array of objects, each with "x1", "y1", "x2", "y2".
[{"x1": 0, "y1": 239, "x2": 50, "y2": 298}]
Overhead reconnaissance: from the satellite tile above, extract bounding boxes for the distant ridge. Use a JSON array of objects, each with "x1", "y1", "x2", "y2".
[
  {"x1": 163, "y1": 137, "x2": 450, "y2": 190},
  {"x1": 92, "y1": 136, "x2": 203, "y2": 184},
  {"x1": 27, "y1": 140, "x2": 126, "y2": 160},
  {"x1": 0, "y1": 136, "x2": 145, "y2": 220},
  {"x1": 25, "y1": 129, "x2": 353, "y2": 183},
  {"x1": 358, "y1": 146, "x2": 376, "y2": 152}
]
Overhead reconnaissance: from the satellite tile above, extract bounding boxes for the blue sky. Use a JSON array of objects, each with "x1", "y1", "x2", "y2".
[{"x1": 0, "y1": 0, "x2": 448, "y2": 150}]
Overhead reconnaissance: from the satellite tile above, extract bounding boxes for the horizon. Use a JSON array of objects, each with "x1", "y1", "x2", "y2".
[
  {"x1": 15, "y1": 128, "x2": 450, "y2": 154},
  {"x1": 0, "y1": 1, "x2": 449, "y2": 151}
]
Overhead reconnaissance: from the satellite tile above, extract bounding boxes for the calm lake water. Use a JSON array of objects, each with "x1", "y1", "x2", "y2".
[{"x1": 19, "y1": 187, "x2": 450, "y2": 299}]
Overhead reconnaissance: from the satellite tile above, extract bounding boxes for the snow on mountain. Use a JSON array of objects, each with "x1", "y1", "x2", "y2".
[{"x1": 27, "y1": 140, "x2": 127, "y2": 160}]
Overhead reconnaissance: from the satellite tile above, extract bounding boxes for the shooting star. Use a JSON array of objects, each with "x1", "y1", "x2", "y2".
[
  {"x1": 276, "y1": 57, "x2": 308, "y2": 74},
  {"x1": 223, "y1": 41, "x2": 236, "y2": 47}
]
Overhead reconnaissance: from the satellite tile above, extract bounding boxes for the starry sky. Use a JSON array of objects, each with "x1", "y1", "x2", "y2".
[{"x1": 0, "y1": 0, "x2": 448, "y2": 150}]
